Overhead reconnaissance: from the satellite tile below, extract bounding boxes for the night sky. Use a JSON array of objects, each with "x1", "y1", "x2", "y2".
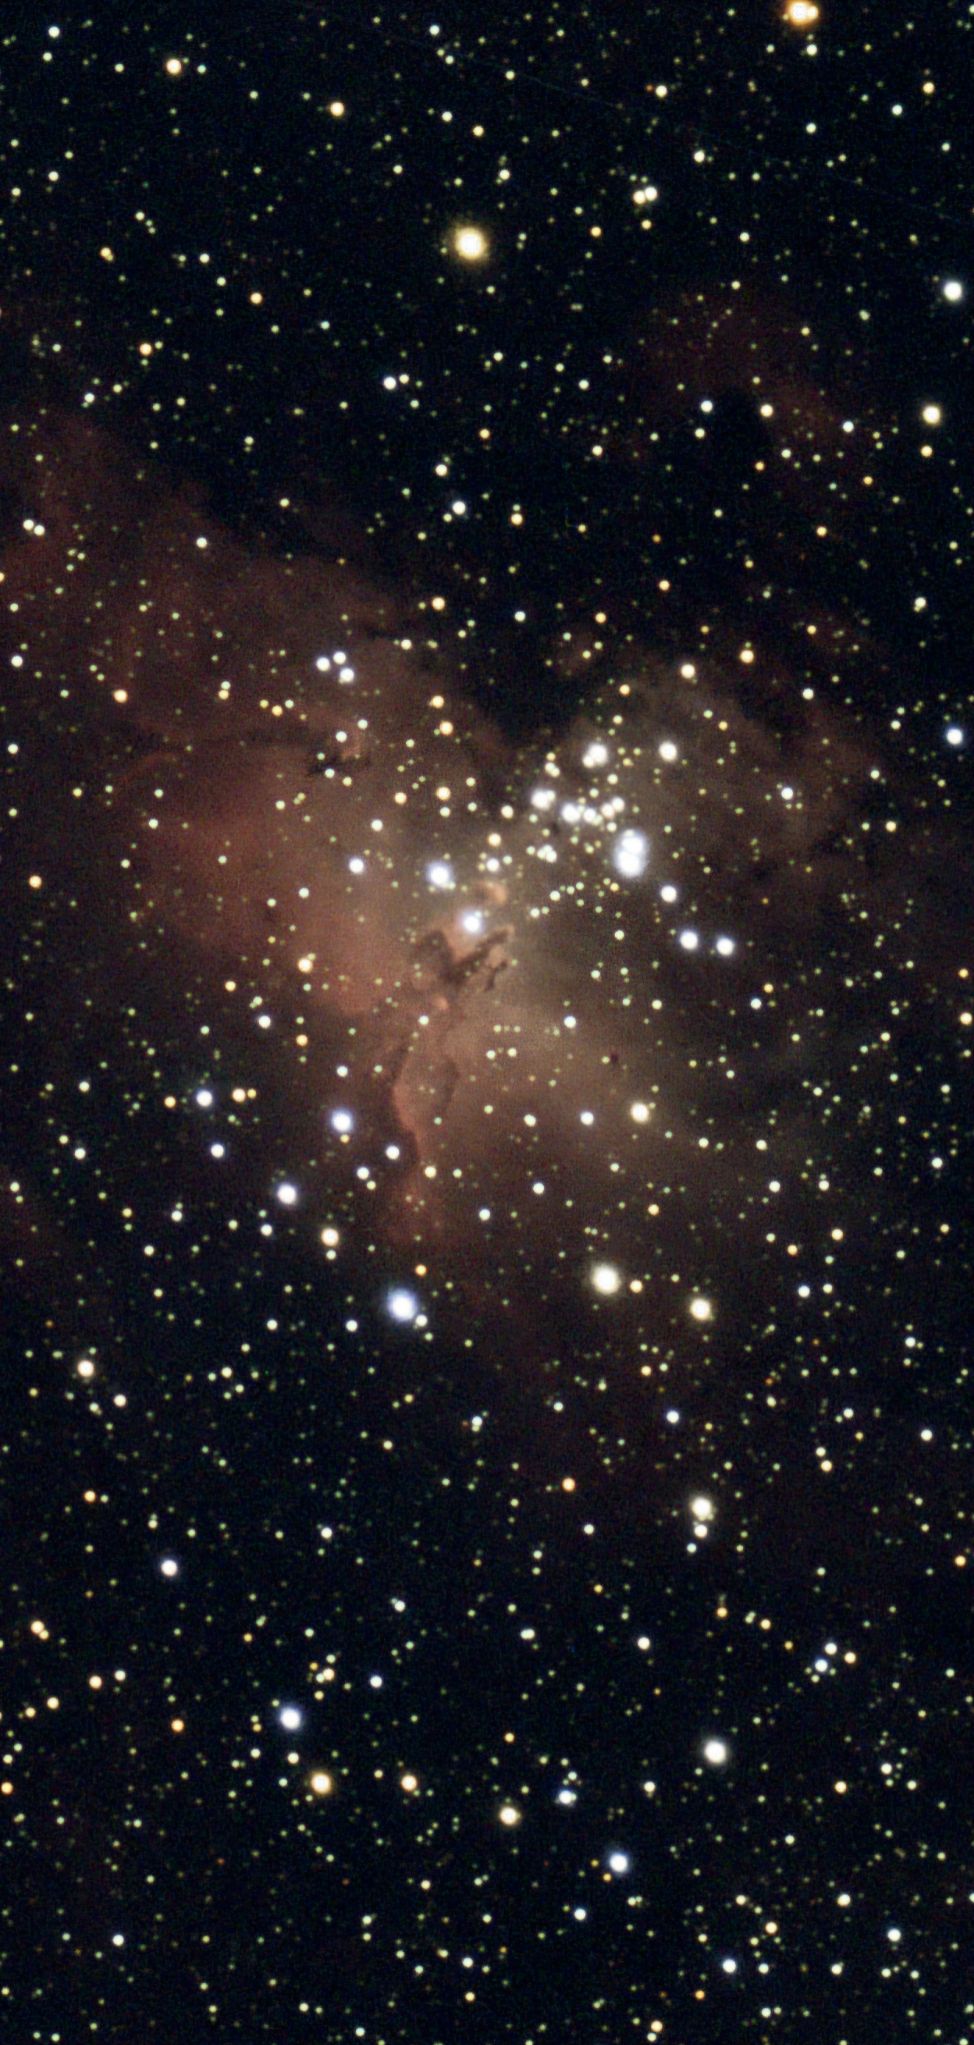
[{"x1": 2, "y1": 5, "x2": 973, "y2": 2040}]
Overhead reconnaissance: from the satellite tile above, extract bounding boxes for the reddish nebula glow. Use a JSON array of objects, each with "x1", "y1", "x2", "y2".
[{"x1": 2, "y1": 400, "x2": 965, "y2": 1389}]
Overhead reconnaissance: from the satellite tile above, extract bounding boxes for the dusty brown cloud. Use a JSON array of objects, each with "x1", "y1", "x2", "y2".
[{"x1": 2, "y1": 399, "x2": 964, "y2": 1392}]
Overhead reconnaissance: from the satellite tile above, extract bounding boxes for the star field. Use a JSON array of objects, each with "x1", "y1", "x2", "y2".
[{"x1": 1, "y1": 8, "x2": 973, "y2": 2042}]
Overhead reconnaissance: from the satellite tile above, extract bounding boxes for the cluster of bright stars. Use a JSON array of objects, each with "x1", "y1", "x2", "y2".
[{"x1": 531, "y1": 730, "x2": 741, "y2": 962}]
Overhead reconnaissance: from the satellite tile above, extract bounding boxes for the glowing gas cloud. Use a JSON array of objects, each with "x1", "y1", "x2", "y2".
[{"x1": 2, "y1": 404, "x2": 964, "y2": 1391}]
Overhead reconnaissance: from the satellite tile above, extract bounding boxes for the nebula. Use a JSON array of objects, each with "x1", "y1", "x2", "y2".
[{"x1": 2, "y1": 395, "x2": 966, "y2": 1416}]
